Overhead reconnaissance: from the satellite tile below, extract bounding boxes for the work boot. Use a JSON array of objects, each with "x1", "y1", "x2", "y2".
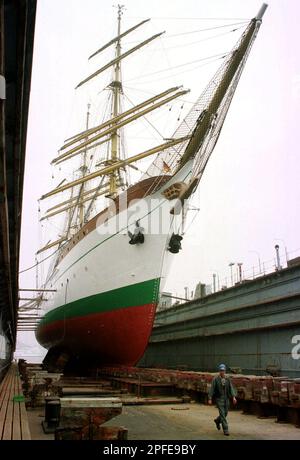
[
  {"x1": 214, "y1": 418, "x2": 221, "y2": 430},
  {"x1": 223, "y1": 431, "x2": 230, "y2": 436}
]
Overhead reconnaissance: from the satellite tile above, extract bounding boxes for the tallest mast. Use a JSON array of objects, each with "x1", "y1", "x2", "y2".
[{"x1": 109, "y1": 4, "x2": 124, "y2": 198}]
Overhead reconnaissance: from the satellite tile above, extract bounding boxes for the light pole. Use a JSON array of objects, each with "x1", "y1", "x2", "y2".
[
  {"x1": 275, "y1": 245, "x2": 282, "y2": 271},
  {"x1": 212, "y1": 274, "x2": 216, "y2": 293},
  {"x1": 184, "y1": 286, "x2": 189, "y2": 300},
  {"x1": 249, "y1": 250, "x2": 262, "y2": 274},
  {"x1": 229, "y1": 262, "x2": 235, "y2": 287},
  {"x1": 211, "y1": 270, "x2": 220, "y2": 293},
  {"x1": 274, "y1": 238, "x2": 288, "y2": 265},
  {"x1": 237, "y1": 263, "x2": 243, "y2": 283}
]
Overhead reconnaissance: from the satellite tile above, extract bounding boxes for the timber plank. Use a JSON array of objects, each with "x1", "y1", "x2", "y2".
[
  {"x1": 20, "y1": 403, "x2": 31, "y2": 440},
  {"x1": 0, "y1": 367, "x2": 14, "y2": 438},
  {"x1": 15, "y1": 364, "x2": 31, "y2": 440},
  {"x1": 0, "y1": 369, "x2": 11, "y2": 409},
  {"x1": 2, "y1": 367, "x2": 15, "y2": 439},
  {"x1": 12, "y1": 368, "x2": 22, "y2": 440},
  {"x1": 0, "y1": 364, "x2": 31, "y2": 440}
]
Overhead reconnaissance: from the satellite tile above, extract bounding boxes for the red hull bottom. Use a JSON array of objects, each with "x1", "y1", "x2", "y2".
[{"x1": 37, "y1": 303, "x2": 157, "y2": 367}]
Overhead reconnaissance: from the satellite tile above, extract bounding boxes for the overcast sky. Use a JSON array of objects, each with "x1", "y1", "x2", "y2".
[{"x1": 17, "y1": 0, "x2": 300, "y2": 357}]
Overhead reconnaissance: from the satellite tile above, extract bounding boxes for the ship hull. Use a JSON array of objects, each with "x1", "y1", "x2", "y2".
[
  {"x1": 37, "y1": 302, "x2": 157, "y2": 367},
  {"x1": 36, "y1": 278, "x2": 160, "y2": 366},
  {"x1": 36, "y1": 162, "x2": 193, "y2": 369}
]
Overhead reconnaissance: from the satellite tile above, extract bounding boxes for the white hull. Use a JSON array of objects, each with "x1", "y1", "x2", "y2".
[{"x1": 40, "y1": 160, "x2": 193, "y2": 317}]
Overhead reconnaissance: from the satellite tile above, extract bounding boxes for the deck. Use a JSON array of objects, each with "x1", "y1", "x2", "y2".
[{"x1": 0, "y1": 364, "x2": 31, "y2": 440}]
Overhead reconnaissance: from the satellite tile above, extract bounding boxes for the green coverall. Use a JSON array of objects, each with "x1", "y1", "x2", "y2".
[{"x1": 208, "y1": 375, "x2": 237, "y2": 433}]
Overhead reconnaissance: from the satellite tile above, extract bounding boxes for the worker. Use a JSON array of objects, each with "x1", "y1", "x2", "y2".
[{"x1": 208, "y1": 364, "x2": 237, "y2": 436}]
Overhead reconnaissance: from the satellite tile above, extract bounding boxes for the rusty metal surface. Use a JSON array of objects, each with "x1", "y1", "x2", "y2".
[
  {"x1": 56, "y1": 397, "x2": 123, "y2": 440},
  {"x1": 100, "y1": 366, "x2": 300, "y2": 413},
  {"x1": 55, "y1": 425, "x2": 128, "y2": 440},
  {"x1": 140, "y1": 265, "x2": 300, "y2": 377}
]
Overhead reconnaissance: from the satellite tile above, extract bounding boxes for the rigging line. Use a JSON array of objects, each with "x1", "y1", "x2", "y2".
[
  {"x1": 157, "y1": 25, "x2": 247, "y2": 50},
  {"x1": 68, "y1": 184, "x2": 85, "y2": 233},
  {"x1": 158, "y1": 32, "x2": 173, "y2": 72},
  {"x1": 182, "y1": 204, "x2": 201, "y2": 235},
  {"x1": 41, "y1": 215, "x2": 66, "y2": 234},
  {"x1": 126, "y1": 55, "x2": 227, "y2": 86},
  {"x1": 129, "y1": 161, "x2": 149, "y2": 177},
  {"x1": 84, "y1": 176, "x2": 106, "y2": 222},
  {"x1": 143, "y1": 16, "x2": 250, "y2": 21},
  {"x1": 123, "y1": 24, "x2": 246, "y2": 48},
  {"x1": 165, "y1": 21, "x2": 249, "y2": 38},
  {"x1": 124, "y1": 52, "x2": 229, "y2": 82},
  {"x1": 123, "y1": 92, "x2": 165, "y2": 140},
  {"x1": 123, "y1": 85, "x2": 196, "y2": 105},
  {"x1": 19, "y1": 247, "x2": 62, "y2": 274},
  {"x1": 49, "y1": 168, "x2": 191, "y2": 286},
  {"x1": 127, "y1": 16, "x2": 251, "y2": 21}
]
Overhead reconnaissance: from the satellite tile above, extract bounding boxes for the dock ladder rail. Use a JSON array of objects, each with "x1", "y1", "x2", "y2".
[{"x1": 0, "y1": 363, "x2": 31, "y2": 440}]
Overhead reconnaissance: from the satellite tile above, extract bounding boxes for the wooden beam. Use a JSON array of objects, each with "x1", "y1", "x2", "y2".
[
  {"x1": 89, "y1": 19, "x2": 150, "y2": 59},
  {"x1": 41, "y1": 136, "x2": 191, "y2": 200},
  {"x1": 53, "y1": 89, "x2": 189, "y2": 164},
  {"x1": 56, "y1": 138, "x2": 109, "y2": 165},
  {"x1": 61, "y1": 86, "x2": 180, "y2": 149},
  {"x1": 36, "y1": 237, "x2": 66, "y2": 254},
  {"x1": 76, "y1": 31, "x2": 165, "y2": 89},
  {"x1": 40, "y1": 187, "x2": 110, "y2": 220},
  {"x1": 46, "y1": 182, "x2": 110, "y2": 213}
]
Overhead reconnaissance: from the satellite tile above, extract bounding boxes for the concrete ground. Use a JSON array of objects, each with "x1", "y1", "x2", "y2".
[{"x1": 27, "y1": 403, "x2": 300, "y2": 440}]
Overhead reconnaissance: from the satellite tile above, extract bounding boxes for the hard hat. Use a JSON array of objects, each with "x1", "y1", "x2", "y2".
[{"x1": 218, "y1": 363, "x2": 226, "y2": 371}]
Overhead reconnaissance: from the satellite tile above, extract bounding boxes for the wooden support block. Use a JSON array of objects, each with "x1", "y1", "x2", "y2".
[{"x1": 60, "y1": 397, "x2": 122, "y2": 428}]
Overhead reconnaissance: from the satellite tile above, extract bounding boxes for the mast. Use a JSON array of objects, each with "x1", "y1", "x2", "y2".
[
  {"x1": 41, "y1": 136, "x2": 191, "y2": 201},
  {"x1": 60, "y1": 86, "x2": 181, "y2": 151},
  {"x1": 53, "y1": 88, "x2": 188, "y2": 164},
  {"x1": 176, "y1": 3, "x2": 268, "y2": 171},
  {"x1": 39, "y1": 3, "x2": 268, "y2": 226},
  {"x1": 78, "y1": 103, "x2": 91, "y2": 226},
  {"x1": 88, "y1": 18, "x2": 150, "y2": 60},
  {"x1": 109, "y1": 4, "x2": 124, "y2": 198}
]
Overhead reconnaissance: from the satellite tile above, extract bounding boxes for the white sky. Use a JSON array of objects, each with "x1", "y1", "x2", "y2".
[{"x1": 17, "y1": 0, "x2": 300, "y2": 356}]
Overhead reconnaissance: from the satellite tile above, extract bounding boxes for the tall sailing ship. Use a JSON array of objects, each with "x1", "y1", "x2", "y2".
[{"x1": 34, "y1": 4, "x2": 268, "y2": 371}]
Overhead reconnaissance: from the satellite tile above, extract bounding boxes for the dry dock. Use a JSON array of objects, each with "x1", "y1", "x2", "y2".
[
  {"x1": 26, "y1": 403, "x2": 300, "y2": 440},
  {"x1": 141, "y1": 262, "x2": 300, "y2": 378},
  {"x1": 1, "y1": 362, "x2": 300, "y2": 440},
  {"x1": 10, "y1": 362, "x2": 300, "y2": 440}
]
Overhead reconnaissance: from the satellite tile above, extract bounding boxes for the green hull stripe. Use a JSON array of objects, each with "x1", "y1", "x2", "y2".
[{"x1": 39, "y1": 278, "x2": 160, "y2": 327}]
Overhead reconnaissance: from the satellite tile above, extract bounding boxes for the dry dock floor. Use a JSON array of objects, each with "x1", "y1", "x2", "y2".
[{"x1": 27, "y1": 403, "x2": 300, "y2": 440}]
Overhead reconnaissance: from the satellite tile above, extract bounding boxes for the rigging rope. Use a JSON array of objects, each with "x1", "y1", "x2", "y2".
[
  {"x1": 165, "y1": 21, "x2": 249, "y2": 38},
  {"x1": 139, "y1": 17, "x2": 251, "y2": 21},
  {"x1": 129, "y1": 55, "x2": 227, "y2": 87},
  {"x1": 123, "y1": 85, "x2": 196, "y2": 105},
  {"x1": 19, "y1": 247, "x2": 61, "y2": 274},
  {"x1": 124, "y1": 52, "x2": 229, "y2": 83},
  {"x1": 123, "y1": 92, "x2": 165, "y2": 140},
  {"x1": 158, "y1": 25, "x2": 247, "y2": 50}
]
